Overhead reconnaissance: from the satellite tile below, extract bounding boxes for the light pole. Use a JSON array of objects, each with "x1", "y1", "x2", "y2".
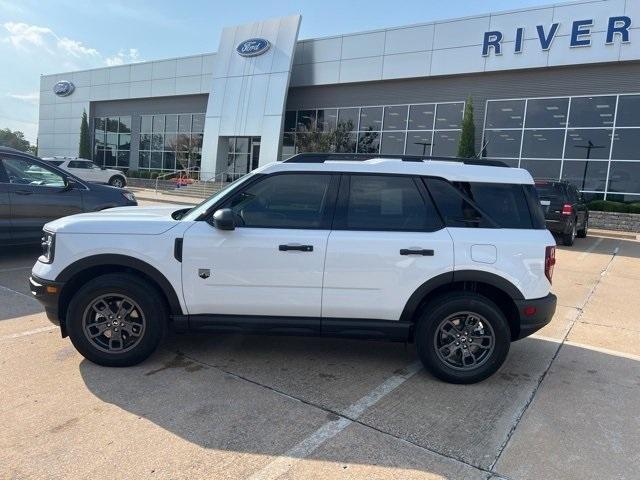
[
  {"x1": 573, "y1": 140, "x2": 607, "y2": 190},
  {"x1": 414, "y1": 141, "x2": 431, "y2": 156}
]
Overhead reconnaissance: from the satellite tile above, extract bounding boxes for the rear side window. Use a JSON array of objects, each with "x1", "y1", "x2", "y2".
[
  {"x1": 336, "y1": 175, "x2": 442, "y2": 231},
  {"x1": 68, "y1": 160, "x2": 90, "y2": 169},
  {"x1": 535, "y1": 182, "x2": 565, "y2": 201},
  {"x1": 425, "y1": 178, "x2": 535, "y2": 229}
]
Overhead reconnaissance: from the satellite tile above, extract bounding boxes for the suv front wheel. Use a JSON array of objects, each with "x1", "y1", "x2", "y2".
[
  {"x1": 66, "y1": 273, "x2": 167, "y2": 367},
  {"x1": 415, "y1": 292, "x2": 511, "y2": 384}
]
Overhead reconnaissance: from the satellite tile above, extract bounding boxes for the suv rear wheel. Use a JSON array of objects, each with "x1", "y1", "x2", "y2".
[
  {"x1": 415, "y1": 292, "x2": 511, "y2": 384},
  {"x1": 66, "y1": 273, "x2": 167, "y2": 367},
  {"x1": 109, "y1": 175, "x2": 126, "y2": 188},
  {"x1": 562, "y1": 221, "x2": 577, "y2": 246},
  {"x1": 577, "y1": 217, "x2": 588, "y2": 238}
]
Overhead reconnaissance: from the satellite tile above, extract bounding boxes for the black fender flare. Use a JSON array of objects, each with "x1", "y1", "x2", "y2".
[
  {"x1": 399, "y1": 270, "x2": 524, "y2": 323},
  {"x1": 56, "y1": 254, "x2": 183, "y2": 315}
]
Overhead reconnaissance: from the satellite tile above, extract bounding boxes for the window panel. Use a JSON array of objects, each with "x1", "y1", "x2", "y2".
[
  {"x1": 117, "y1": 151, "x2": 130, "y2": 168},
  {"x1": 525, "y1": 98, "x2": 569, "y2": 128},
  {"x1": 612, "y1": 129, "x2": 640, "y2": 160},
  {"x1": 104, "y1": 148, "x2": 117, "y2": 167},
  {"x1": 522, "y1": 130, "x2": 564, "y2": 158},
  {"x1": 164, "y1": 133, "x2": 177, "y2": 151},
  {"x1": 118, "y1": 134, "x2": 131, "y2": 150},
  {"x1": 564, "y1": 129, "x2": 612, "y2": 160},
  {"x1": 227, "y1": 174, "x2": 332, "y2": 229},
  {"x1": 408, "y1": 104, "x2": 435, "y2": 130},
  {"x1": 432, "y1": 131, "x2": 460, "y2": 157},
  {"x1": 178, "y1": 114, "x2": 192, "y2": 133},
  {"x1": 150, "y1": 152, "x2": 162, "y2": 169},
  {"x1": 357, "y1": 131, "x2": 380, "y2": 153},
  {"x1": 151, "y1": 133, "x2": 164, "y2": 150},
  {"x1": 616, "y1": 95, "x2": 640, "y2": 127},
  {"x1": 139, "y1": 134, "x2": 151, "y2": 151},
  {"x1": 284, "y1": 111, "x2": 297, "y2": 133},
  {"x1": 482, "y1": 130, "x2": 522, "y2": 158},
  {"x1": 191, "y1": 134, "x2": 203, "y2": 153},
  {"x1": 520, "y1": 159, "x2": 561, "y2": 181},
  {"x1": 569, "y1": 96, "x2": 616, "y2": 128},
  {"x1": 140, "y1": 116, "x2": 152, "y2": 133},
  {"x1": 335, "y1": 132, "x2": 357, "y2": 153},
  {"x1": 359, "y1": 107, "x2": 383, "y2": 131},
  {"x1": 139, "y1": 152, "x2": 150, "y2": 168},
  {"x1": 343, "y1": 175, "x2": 440, "y2": 231},
  {"x1": 561, "y1": 160, "x2": 608, "y2": 191},
  {"x1": 118, "y1": 116, "x2": 132, "y2": 134},
  {"x1": 485, "y1": 100, "x2": 525, "y2": 128},
  {"x1": 282, "y1": 133, "x2": 295, "y2": 147},
  {"x1": 106, "y1": 133, "x2": 118, "y2": 149},
  {"x1": 152, "y1": 115, "x2": 165, "y2": 132},
  {"x1": 383, "y1": 105, "x2": 408, "y2": 131},
  {"x1": 405, "y1": 131, "x2": 433, "y2": 156},
  {"x1": 297, "y1": 110, "x2": 316, "y2": 131},
  {"x1": 106, "y1": 117, "x2": 119, "y2": 133},
  {"x1": 608, "y1": 162, "x2": 640, "y2": 194},
  {"x1": 163, "y1": 152, "x2": 176, "y2": 170},
  {"x1": 165, "y1": 114, "x2": 178, "y2": 133},
  {"x1": 435, "y1": 103, "x2": 463, "y2": 129},
  {"x1": 192, "y1": 114, "x2": 205, "y2": 133},
  {"x1": 380, "y1": 132, "x2": 406, "y2": 155},
  {"x1": 337, "y1": 108, "x2": 359, "y2": 131},
  {"x1": 607, "y1": 193, "x2": 640, "y2": 203},
  {"x1": 317, "y1": 109, "x2": 338, "y2": 132}
]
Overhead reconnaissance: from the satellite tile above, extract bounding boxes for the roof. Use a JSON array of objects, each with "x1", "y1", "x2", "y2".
[{"x1": 261, "y1": 155, "x2": 534, "y2": 185}]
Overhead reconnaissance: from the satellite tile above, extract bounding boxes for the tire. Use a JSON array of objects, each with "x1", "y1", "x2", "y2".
[
  {"x1": 415, "y1": 292, "x2": 511, "y2": 384},
  {"x1": 562, "y1": 221, "x2": 576, "y2": 246},
  {"x1": 577, "y1": 217, "x2": 588, "y2": 238},
  {"x1": 66, "y1": 273, "x2": 167, "y2": 367},
  {"x1": 108, "y1": 176, "x2": 126, "y2": 188}
]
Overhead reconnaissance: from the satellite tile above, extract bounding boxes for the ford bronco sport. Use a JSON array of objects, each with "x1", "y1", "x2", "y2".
[{"x1": 30, "y1": 154, "x2": 557, "y2": 384}]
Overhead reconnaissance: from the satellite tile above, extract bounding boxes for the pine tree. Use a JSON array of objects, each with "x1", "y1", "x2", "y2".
[
  {"x1": 79, "y1": 110, "x2": 92, "y2": 159},
  {"x1": 457, "y1": 96, "x2": 476, "y2": 158}
]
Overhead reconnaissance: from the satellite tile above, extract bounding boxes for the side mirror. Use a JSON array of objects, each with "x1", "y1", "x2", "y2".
[
  {"x1": 64, "y1": 177, "x2": 78, "y2": 191},
  {"x1": 213, "y1": 208, "x2": 236, "y2": 230}
]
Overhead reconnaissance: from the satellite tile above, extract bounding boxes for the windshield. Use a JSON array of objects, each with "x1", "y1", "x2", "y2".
[{"x1": 181, "y1": 172, "x2": 257, "y2": 221}]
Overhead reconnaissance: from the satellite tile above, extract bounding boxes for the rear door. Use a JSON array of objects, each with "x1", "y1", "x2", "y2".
[
  {"x1": 322, "y1": 174, "x2": 454, "y2": 327},
  {"x1": 0, "y1": 154, "x2": 84, "y2": 243}
]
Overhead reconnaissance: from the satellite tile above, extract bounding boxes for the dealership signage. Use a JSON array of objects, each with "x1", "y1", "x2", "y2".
[
  {"x1": 52, "y1": 80, "x2": 75, "y2": 97},
  {"x1": 482, "y1": 15, "x2": 631, "y2": 56},
  {"x1": 236, "y1": 38, "x2": 271, "y2": 57}
]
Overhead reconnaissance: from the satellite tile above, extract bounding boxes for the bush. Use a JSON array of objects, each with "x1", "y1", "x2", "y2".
[{"x1": 588, "y1": 200, "x2": 640, "y2": 214}]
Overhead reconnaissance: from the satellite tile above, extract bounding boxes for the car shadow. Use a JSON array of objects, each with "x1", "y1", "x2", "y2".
[
  {"x1": 76, "y1": 333, "x2": 639, "y2": 475},
  {"x1": 0, "y1": 245, "x2": 43, "y2": 321},
  {"x1": 555, "y1": 232, "x2": 640, "y2": 259}
]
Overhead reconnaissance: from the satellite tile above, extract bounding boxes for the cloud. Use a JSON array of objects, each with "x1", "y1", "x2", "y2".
[
  {"x1": 7, "y1": 91, "x2": 40, "y2": 105},
  {"x1": 2, "y1": 22, "x2": 140, "y2": 68},
  {"x1": 105, "y1": 48, "x2": 141, "y2": 67}
]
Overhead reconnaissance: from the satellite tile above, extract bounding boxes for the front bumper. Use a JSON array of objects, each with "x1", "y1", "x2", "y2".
[
  {"x1": 29, "y1": 275, "x2": 64, "y2": 330},
  {"x1": 514, "y1": 293, "x2": 557, "y2": 339}
]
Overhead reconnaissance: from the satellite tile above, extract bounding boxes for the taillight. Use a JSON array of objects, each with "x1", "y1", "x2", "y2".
[
  {"x1": 561, "y1": 204, "x2": 573, "y2": 216},
  {"x1": 545, "y1": 246, "x2": 556, "y2": 283}
]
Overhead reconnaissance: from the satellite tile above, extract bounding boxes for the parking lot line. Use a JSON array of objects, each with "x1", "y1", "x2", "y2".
[
  {"x1": 249, "y1": 362, "x2": 422, "y2": 480},
  {"x1": 0, "y1": 265, "x2": 32, "y2": 273},
  {"x1": 577, "y1": 237, "x2": 603, "y2": 261},
  {"x1": 0, "y1": 325, "x2": 57, "y2": 341},
  {"x1": 0, "y1": 284, "x2": 38, "y2": 302}
]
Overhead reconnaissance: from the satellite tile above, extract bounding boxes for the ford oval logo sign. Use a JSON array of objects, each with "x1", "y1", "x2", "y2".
[
  {"x1": 53, "y1": 80, "x2": 75, "y2": 97},
  {"x1": 236, "y1": 38, "x2": 271, "y2": 57}
]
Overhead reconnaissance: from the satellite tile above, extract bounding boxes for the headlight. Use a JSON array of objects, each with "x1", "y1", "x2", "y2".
[
  {"x1": 122, "y1": 191, "x2": 136, "y2": 202},
  {"x1": 40, "y1": 231, "x2": 55, "y2": 264}
]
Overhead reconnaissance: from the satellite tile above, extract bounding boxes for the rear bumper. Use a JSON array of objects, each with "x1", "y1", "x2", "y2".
[
  {"x1": 29, "y1": 275, "x2": 64, "y2": 330},
  {"x1": 514, "y1": 293, "x2": 557, "y2": 340},
  {"x1": 545, "y1": 218, "x2": 571, "y2": 234}
]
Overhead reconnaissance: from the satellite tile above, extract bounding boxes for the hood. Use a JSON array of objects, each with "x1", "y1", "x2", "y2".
[{"x1": 45, "y1": 204, "x2": 193, "y2": 235}]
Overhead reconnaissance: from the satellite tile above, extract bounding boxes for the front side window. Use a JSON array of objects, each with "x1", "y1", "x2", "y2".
[
  {"x1": 1, "y1": 157, "x2": 65, "y2": 187},
  {"x1": 338, "y1": 175, "x2": 441, "y2": 231},
  {"x1": 225, "y1": 174, "x2": 333, "y2": 229}
]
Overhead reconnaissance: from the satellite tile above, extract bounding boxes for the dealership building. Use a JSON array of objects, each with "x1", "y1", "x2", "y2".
[{"x1": 38, "y1": 0, "x2": 640, "y2": 201}]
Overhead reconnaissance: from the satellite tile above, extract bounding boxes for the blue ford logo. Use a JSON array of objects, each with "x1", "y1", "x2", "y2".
[
  {"x1": 53, "y1": 80, "x2": 75, "y2": 97},
  {"x1": 236, "y1": 38, "x2": 271, "y2": 57}
]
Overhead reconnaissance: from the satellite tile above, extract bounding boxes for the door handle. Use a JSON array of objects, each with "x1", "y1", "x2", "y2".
[
  {"x1": 400, "y1": 248, "x2": 434, "y2": 256},
  {"x1": 15, "y1": 190, "x2": 32, "y2": 195},
  {"x1": 279, "y1": 244, "x2": 313, "y2": 252}
]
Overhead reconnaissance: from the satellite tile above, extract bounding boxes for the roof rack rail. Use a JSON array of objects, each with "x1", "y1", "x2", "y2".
[{"x1": 282, "y1": 153, "x2": 509, "y2": 168}]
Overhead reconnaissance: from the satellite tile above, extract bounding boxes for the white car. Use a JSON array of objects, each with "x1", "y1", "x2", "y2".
[
  {"x1": 30, "y1": 153, "x2": 557, "y2": 384},
  {"x1": 42, "y1": 157, "x2": 127, "y2": 188}
]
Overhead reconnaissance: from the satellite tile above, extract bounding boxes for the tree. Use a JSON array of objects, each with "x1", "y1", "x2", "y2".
[
  {"x1": 79, "y1": 110, "x2": 92, "y2": 159},
  {"x1": 457, "y1": 96, "x2": 476, "y2": 158},
  {"x1": 0, "y1": 128, "x2": 32, "y2": 152},
  {"x1": 294, "y1": 120, "x2": 355, "y2": 154}
]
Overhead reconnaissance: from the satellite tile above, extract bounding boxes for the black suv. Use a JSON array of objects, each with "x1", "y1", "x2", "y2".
[
  {"x1": 0, "y1": 147, "x2": 137, "y2": 246},
  {"x1": 535, "y1": 180, "x2": 588, "y2": 246}
]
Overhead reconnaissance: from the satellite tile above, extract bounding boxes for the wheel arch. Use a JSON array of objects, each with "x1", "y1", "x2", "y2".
[
  {"x1": 56, "y1": 254, "x2": 183, "y2": 335},
  {"x1": 401, "y1": 270, "x2": 524, "y2": 341}
]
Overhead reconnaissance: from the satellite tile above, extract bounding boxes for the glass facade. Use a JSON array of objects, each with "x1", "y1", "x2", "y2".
[
  {"x1": 93, "y1": 116, "x2": 131, "y2": 168},
  {"x1": 282, "y1": 102, "x2": 464, "y2": 160},
  {"x1": 138, "y1": 113, "x2": 205, "y2": 172},
  {"x1": 483, "y1": 94, "x2": 640, "y2": 201}
]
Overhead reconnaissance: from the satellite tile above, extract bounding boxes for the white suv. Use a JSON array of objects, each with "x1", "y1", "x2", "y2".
[
  {"x1": 30, "y1": 154, "x2": 557, "y2": 384},
  {"x1": 42, "y1": 157, "x2": 127, "y2": 188}
]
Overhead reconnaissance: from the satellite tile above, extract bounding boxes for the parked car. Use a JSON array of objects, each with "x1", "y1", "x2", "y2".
[
  {"x1": 30, "y1": 153, "x2": 557, "y2": 384},
  {"x1": 0, "y1": 147, "x2": 137, "y2": 246},
  {"x1": 42, "y1": 157, "x2": 127, "y2": 188},
  {"x1": 535, "y1": 180, "x2": 589, "y2": 246}
]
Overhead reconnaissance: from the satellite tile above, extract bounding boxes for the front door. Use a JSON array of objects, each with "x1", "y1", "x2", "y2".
[
  {"x1": 182, "y1": 173, "x2": 338, "y2": 327},
  {"x1": 0, "y1": 155, "x2": 84, "y2": 243},
  {"x1": 322, "y1": 174, "x2": 454, "y2": 323}
]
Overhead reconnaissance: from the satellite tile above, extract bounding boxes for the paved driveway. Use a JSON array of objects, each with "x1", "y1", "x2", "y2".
[{"x1": 1, "y1": 227, "x2": 639, "y2": 479}]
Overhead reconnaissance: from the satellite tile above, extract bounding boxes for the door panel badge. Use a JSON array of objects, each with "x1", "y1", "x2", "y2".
[{"x1": 198, "y1": 268, "x2": 210, "y2": 279}]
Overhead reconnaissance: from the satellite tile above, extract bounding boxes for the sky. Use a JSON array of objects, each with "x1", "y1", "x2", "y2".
[{"x1": 0, "y1": 0, "x2": 576, "y2": 143}]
